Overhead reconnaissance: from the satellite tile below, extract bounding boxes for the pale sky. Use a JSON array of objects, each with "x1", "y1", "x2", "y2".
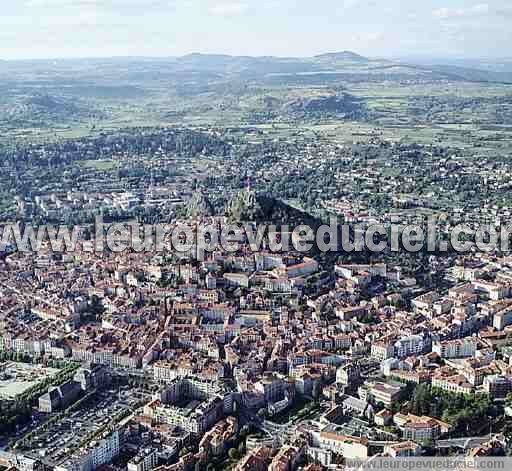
[{"x1": 1, "y1": 0, "x2": 511, "y2": 60}]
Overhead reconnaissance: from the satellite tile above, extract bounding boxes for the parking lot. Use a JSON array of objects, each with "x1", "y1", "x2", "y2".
[{"x1": 19, "y1": 387, "x2": 150, "y2": 466}]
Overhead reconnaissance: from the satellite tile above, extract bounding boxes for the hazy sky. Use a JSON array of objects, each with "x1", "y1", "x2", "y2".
[{"x1": 2, "y1": 0, "x2": 511, "y2": 60}]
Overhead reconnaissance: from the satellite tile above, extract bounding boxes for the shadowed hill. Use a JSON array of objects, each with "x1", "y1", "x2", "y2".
[
  {"x1": 226, "y1": 190, "x2": 322, "y2": 227},
  {"x1": 186, "y1": 191, "x2": 216, "y2": 218}
]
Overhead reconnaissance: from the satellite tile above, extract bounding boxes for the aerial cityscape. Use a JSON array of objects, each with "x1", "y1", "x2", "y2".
[{"x1": 2, "y1": 1, "x2": 512, "y2": 470}]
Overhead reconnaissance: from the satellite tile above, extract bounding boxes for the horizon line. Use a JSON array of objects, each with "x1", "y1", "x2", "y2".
[{"x1": 2, "y1": 51, "x2": 512, "y2": 63}]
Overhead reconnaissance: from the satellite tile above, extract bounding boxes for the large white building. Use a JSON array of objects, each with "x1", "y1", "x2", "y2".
[
  {"x1": 318, "y1": 432, "x2": 368, "y2": 459},
  {"x1": 371, "y1": 341, "x2": 395, "y2": 361},
  {"x1": 493, "y1": 308, "x2": 512, "y2": 331},
  {"x1": 432, "y1": 337, "x2": 476, "y2": 359},
  {"x1": 254, "y1": 373, "x2": 288, "y2": 404},
  {"x1": 127, "y1": 448, "x2": 159, "y2": 471},
  {"x1": 55, "y1": 429, "x2": 120, "y2": 471},
  {"x1": 145, "y1": 375, "x2": 234, "y2": 435},
  {"x1": 394, "y1": 335, "x2": 425, "y2": 358},
  {"x1": 146, "y1": 396, "x2": 224, "y2": 435}
]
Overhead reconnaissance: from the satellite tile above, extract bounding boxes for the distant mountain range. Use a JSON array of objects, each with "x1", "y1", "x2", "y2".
[
  {"x1": 2, "y1": 50, "x2": 512, "y2": 85},
  {"x1": 166, "y1": 51, "x2": 512, "y2": 83},
  {"x1": 173, "y1": 50, "x2": 373, "y2": 73},
  {"x1": 314, "y1": 51, "x2": 370, "y2": 62}
]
